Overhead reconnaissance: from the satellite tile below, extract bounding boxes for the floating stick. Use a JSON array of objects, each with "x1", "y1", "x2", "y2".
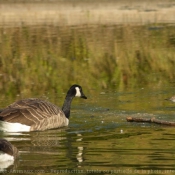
[{"x1": 126, "y1": 117, "x2": 175, "y2": 126}]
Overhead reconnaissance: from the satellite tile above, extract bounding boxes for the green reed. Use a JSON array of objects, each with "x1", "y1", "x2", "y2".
[{"x1": 0, "y1": 24, "x2": 175, "y2": 99}]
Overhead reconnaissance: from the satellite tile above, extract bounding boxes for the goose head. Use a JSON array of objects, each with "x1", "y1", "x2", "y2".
[
  {"x1": 66, "y1": 84, "x2": 87, "y2": 99},
  {"x1": 62, "y1": 85, "x2": 87, "y2": 119}
]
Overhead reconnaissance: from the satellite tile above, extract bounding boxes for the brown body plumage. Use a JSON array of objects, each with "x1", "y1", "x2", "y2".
[
  {"x1": 0, "y1": 85, "x2": 87, "y2": 131},
  {"x1": 0, "y1": 98, "x2": 68, "y2": 131},
  {"x1": 0, "y1": 139, "x2": 18, "y2": 159}
]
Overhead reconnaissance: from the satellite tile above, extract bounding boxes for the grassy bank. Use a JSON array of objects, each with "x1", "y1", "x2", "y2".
[{"x1": 0, "y1": 24, "x2": 175, "y2": 100}]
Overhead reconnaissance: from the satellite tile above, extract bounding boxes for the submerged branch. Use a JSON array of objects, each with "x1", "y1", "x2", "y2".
[{"x1": 126, "y1": 117, "x2": 175, "y2": 126}]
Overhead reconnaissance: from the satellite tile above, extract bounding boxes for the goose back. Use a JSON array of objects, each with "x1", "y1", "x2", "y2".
[
  {"x1": 0, "y1": 139, "x2": 18, "y2": 160},
  {"x1": 0, "y1": 98, "x2": 68, "y2": 131}
]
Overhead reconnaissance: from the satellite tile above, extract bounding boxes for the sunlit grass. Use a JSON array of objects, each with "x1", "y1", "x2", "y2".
[{"x1": 0, "y1": 24, "x2": 175, "y2": 101}]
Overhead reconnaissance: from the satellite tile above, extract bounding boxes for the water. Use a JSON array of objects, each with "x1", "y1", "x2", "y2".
[
  {"x1": 1, "y1": 86, "x2": 175, "y2": 174},
  {"x1": 0, "y1": 0, "x2": 175, "y2": 174}
]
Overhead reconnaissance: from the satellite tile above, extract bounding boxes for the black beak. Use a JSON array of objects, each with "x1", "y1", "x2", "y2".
[{"x1": 81, "y1": 93, "x2": 87, "y2": 99}]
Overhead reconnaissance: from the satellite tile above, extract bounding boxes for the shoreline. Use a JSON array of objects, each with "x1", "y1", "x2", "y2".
[{"x1": 0, "y1": 1, "x2": 175, "y2": 26}]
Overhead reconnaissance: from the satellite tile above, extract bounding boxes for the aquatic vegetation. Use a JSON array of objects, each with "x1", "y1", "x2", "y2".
[{"x1": 0, "y1": 24, "x2": 175, "y2": 100}]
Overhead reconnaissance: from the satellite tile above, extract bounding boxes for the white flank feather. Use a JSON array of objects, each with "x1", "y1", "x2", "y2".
[
  {"x1": 0, "y1": 121, "x2": 30, "y2": 132},
  {"x1": 0, "y1": 152, "x2": 14, "y2": 170}
]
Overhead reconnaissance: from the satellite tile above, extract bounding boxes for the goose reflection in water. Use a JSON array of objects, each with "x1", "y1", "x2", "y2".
[
  {"x1": 29, "y1": 129, "x2": 68, "y2": 154},
  {"x1": 24, "y1": 129, "x2": 85, "y2": 169},
  {"x1": 76, "y1": 134, "x2": 84, "y2": 167},
  {"x1": 0, "y1": 127, "x2": 85, "y2": 171}
]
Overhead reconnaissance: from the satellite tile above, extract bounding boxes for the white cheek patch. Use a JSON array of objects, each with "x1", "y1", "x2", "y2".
[{"x1": 75, "y1": 87, "x2": 81, "y2": 97}]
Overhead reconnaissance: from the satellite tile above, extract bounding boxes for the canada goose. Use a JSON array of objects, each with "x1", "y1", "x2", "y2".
[
  {"x1": 0, "y1": 84, "x2": 87, "y2": 132},
  {"x1": 0, "y1": 139, "x2": 18, "y2": 169},
  {"x1": 165, "y1": 96, "x2": 175, "y2": 102}
]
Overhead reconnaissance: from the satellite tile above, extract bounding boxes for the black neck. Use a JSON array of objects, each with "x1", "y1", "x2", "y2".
[{"x1": 62, "y1": 95, "x2": 74, "y2": 119}]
